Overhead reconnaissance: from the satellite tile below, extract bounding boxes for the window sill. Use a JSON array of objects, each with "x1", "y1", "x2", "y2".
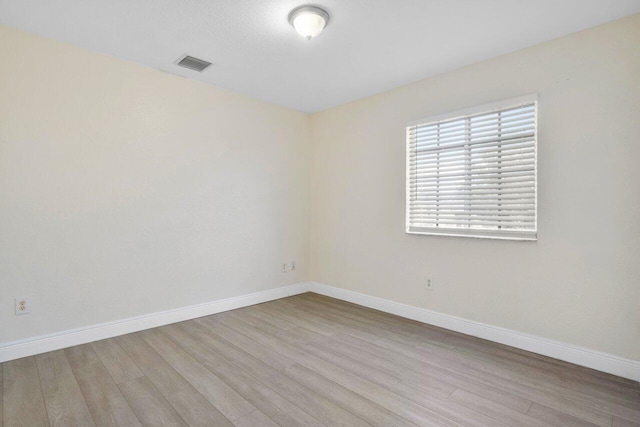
[{"x1": 406, "y1": 227, "x2": 537, "y2": 241}]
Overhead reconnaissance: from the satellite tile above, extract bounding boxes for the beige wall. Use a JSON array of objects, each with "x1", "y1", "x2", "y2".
[
  {"x1": 2, "y1": 15, "x2": 639, "y2": 362},
  {"x1": 0, "y1": 25, "x2": 311, "y2": 343},
  {"x1": 310, "y1": 14, "x2": 640, "y2": 360}
]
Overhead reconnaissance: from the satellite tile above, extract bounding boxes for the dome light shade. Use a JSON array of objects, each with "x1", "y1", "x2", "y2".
[{"x1": 289, "y1": 5, "x2": 329, "y2": 40}]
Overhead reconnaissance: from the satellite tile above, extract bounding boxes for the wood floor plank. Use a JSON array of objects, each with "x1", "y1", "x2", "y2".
[
  {"x1": 291, "y1": 300, "x2": 616, "y2": 427},
  {"x1": 296, "y1": 297, "x2": 640, "y2": 424},
  {"x1": 217, "y1": 311, "x2": 404, "y2": 388},
  {"x1": 284, "y1": 362, "x2": 419, "y2": 426},
  {"x1": 252, "y1": 303, "x2": 335, "y2": 337},
  {"x1": 494, "y1": 348, "x2": 640, "y2": 404},
  {"x1": 114, "y1": 333, "x2": 192, "y2": 397},
  {"x1": 65, "y1": 344, "x2": 141, "y2": 427},
  {"x1": 299, "y1": 294, "x2": 640, "y2": 421},
  {"x1": 466, "y1": 347, "x2": 640, "y2": 409},
  {"x1": 613, "y1": 416, "x2": 640, "y2": 427},
  {"x1": 240, "y1": 307, "x2": 464, "y2": 403},
  {"x1": 307, "y1": 331, "x2": 457, "y2": 397},
  {"x1": 2, "y1": 357, "x2": 49, "y2": 427},
  {"x1": 36, "y1": 350, "x2": 95, "y2": 426},
  {"x1": 202, "y1": 313, "x2": 406, "y2": 396},
  {"x1": 208, "y1": 314, "x2": 458, "y2": 426},
  {"x1": 165, "y1": 389, "x2": 233, "y2": 427},
  {"x1": 260, "y1": 301, "x2": 535, "y2": 414},
  {"x1": 244, "y1": 304, "x2": 297, "y2": 330},
  {"x1": 218, "y1": 309, "x2": 509, "y2": 427},
  {"x1": 297, "y1": 303, "x2": 640, "y2": 426},
  {"x1": 159, "y1": 323, "x2": 326, "y2": 427},
  {"x1": 527, "y1": 403, "x2": 603, "y2": 427},
  {"x1": 113, "y1": 333, "x2": 234, "y2": 426},
  {"x1": 174, "y1": 320, "x2": 371, "y2": 427},
  {"x1": 91, "y1": 338, "x2": 144, "y2": 385},
  {"x1": 501, "y1": 346, "x2": 640, "y2": 390},
  {"x1": 448, "y1": 389, "x2": 549, "y2": 427},
  {"x1": 296, "y1": 294, "x2": 484, "y2": 352},
  {"x1": 193, "y1": 313, "x2": 297, "y2": 372},
  {"x1": 139, "y1": 328, "x2": 256, "y2": 422},
  {"x1": 329, "y1": 330, "x2": 535, "y2": 414},
  {"x1": 232, "y1": 410, "x2": 278, "y2": 427},
  {"x1": 275, "y1": 295, "x2": 305, "y2": 309},
  {"x1": 118, "y1": 376, "x2": 187, "y2": 427}
]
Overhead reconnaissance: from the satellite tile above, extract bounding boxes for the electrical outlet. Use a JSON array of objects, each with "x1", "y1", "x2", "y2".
[
  {"x1": 281, "y1": 263, "x2": 288, "y2": 273},
  {"x1": 15, "y1": 297, "x2": 31, "y2": 315},
  {"x1": 425, "y1": 279, "x2": 434, "y2": 291},
  {"x1": 291, "y1": 261, "x2": 296, "y2": 271}
]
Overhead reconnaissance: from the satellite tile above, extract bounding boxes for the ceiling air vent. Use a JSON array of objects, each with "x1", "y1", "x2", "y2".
[{"x1": 176, "y1": 55, "x2": 212, "y2": 72}]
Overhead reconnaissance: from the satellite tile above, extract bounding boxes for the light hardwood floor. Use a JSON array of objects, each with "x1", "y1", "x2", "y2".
[{"x1": 2, "y1": 292, "x2": 639, "y2": 426}]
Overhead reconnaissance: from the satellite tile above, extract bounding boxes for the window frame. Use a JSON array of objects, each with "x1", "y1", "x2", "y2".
[{"x1": 405, "y1": 94, "x2": 538, "y2": 241}]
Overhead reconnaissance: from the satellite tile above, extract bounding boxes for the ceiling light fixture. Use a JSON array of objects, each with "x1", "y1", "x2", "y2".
[{"x1": 288, "y1": 5, "x2": 330, "y2": 40}]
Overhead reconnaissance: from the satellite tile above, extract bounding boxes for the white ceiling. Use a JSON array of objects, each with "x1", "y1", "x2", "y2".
[{"x1": 2, "y1": 1, "x2": 639, "y2": 113}]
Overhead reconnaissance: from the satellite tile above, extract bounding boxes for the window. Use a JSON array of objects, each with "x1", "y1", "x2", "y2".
[{"x1": 406, "y1": 95, "x2": 537, "y2": 240}]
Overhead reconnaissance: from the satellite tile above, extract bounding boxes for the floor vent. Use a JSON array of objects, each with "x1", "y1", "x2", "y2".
[{"x1": 176, "y1": 55, "x2": 212, "y2": 72}]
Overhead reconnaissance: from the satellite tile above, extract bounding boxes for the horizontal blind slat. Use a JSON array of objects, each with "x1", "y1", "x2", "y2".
[
  {"x1": 410, "y1": 216, "x2": 535, "y2": 223},
  {"x1": 410, "y1": 178, "x2": 535, "y2": 190},
  {"x1": 410, "y1": 140, "x2": 534, "y2": 162},
  {"x1": 412, "y1": 158, "x2": 535, "y2": 176},
  {"x1": 410, "y1": 149, "x2": 535, "y2": 169},
  {"x1": 411, "y1": 134, "x2": 534, "y2": 153},
  {"x1": 410, "y1": 110, "x2": 535, "y2": 136},
  {"x1": 410, "y1": 210, "x2": 534, "y2": 216},
  {"x1": 411, "y1": 192, "x2": 535, "y2": 200},
  {"x1": 411, "y1": 152, "x2": 535, "y2": 173},
  {"x1": 411, "y1": 197, "x2": 536, "y2": 203},
  {"x1": 409, "y1": 219, "x2": 535, "y2": 227},
  {"x1": 409, "y1": 105, "x2": 535, "y2": 137},
  {"x1": 411, "y1": 120, "x2": 535, "y2": 145},
  {"x1": 409, "y1": 200, "x2": 535, "y2": 207},
  {"x1": 410, "y1": 170, "x2": 534, "y2": 185}
]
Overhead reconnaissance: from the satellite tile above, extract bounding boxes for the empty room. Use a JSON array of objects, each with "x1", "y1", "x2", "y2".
[{"x1": 1, "y1": 1, "x2": 639, "y2": 426}]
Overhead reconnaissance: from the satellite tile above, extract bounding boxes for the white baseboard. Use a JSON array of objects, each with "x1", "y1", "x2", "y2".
[
  {"x1": 308, "y1": 282, "x2": 640, "y2": 382},
  {"x1": 0, "y1": 282, "x2": 311, "y2": 363},
  {"x1": 2, "y1": 280, "x2": 638, "y2": 382}
]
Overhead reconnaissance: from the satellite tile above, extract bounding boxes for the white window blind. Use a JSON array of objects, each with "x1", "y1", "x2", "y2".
[{"x1": 406, "y1": 95, "x2": 537, "y2": 240}]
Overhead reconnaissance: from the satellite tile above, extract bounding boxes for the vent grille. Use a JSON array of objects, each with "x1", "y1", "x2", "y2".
[{"x1": 176, "y1": 55, "x2": 212, "y2": 72}]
